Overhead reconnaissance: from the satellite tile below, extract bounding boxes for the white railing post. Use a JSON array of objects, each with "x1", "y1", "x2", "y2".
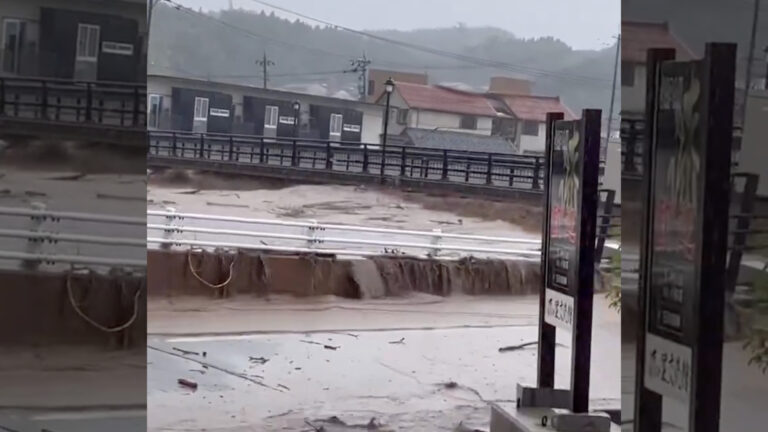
[
  {"x1": 307, "y1": 219, "x2": 320, "y2": 249},
  {"x1": 161, "y1": 207, "x2": 176, "y2": 250},
  {"x1": 21, "y1": 202, "x2": 46, "y2": 270},
  {"x1": 430, "y1": 228, "x2": 442, "y2": 257}
]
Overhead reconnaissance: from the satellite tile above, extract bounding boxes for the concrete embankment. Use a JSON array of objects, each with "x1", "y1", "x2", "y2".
[
  {"x1": 0, "y1": 270, "x2": 146, "y2": 347},
  {"x1": 147, "y1": 249, "x2": 549, "y2": 299}
]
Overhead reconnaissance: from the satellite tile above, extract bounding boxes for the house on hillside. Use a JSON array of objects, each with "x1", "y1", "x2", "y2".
[
  {"x1": 489, "y1": 93, "x2": 576, "y2": 154},
  {"x1": 0, "y1": 0, "x2": 146, "y2": 82},
  {"x1": 378, "y1": 81, "x2": 504, "y2": 137},
  {"x1": 620, "y1": 21, "x2": 695, "y2": 118},
  {"x1": 376, "y1": 76, "x2": 574, "y2": 155}
]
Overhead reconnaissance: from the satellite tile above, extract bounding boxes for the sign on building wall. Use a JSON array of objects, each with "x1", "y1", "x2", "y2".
[
  {"x1": 209, "y1": 108, "x2": 230, "y2": 117},
  {"x1": 342, "y1": 124, "x2": 361, "y2": 133},
  {"x1": 101, "y1": 41, "x2": 134, "y2": 55}
]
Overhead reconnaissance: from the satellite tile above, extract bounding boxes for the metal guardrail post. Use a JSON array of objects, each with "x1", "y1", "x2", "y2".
[
  {"x1": 325, "y1": 141, "x2": 332, "y2": 170},
  {"x1": 85, "y1": 82, "x2": 93, "y2": 122},
  {"x1": 430, "y1": 229, "x2": 442, "y2": 257},
  {"x1": 400, "y1": 147, "x2": 407, "y2": 176},
  {"x1": 0, "y1": 77, "x2": 5, "y2": 116},
  {"x1": 160, "y1": 207, "x2": 177, "y2": 251},
  {"x1": 132, "y1": 86, "x2": 140, "y2": 127},
  {"x1": 21, "y1": 203, "x2": 46, "y2": 271},
  {"x1": 485, "y1": 153, "x2": 493, "y2": 185},
  {"x1": 171, "y1": 132, "x2": 177, "y2": 157},
  {"x1": 199, "y1": 133, "x2": 205, "y2": 158},
  {"x1": 291, "y1": 139, "x2": 298, "y2": 167},
  {"x1": 40, "y1": 80, "x2": 48, "y2": 120},
  {"x1": 363, "y1": 145, "x2": 369, "y2": 173},
  {"x1": 259, "y1": 138, "x2": 266, "y2": 163},
  {"x1": 306, "y1": 220, "x2": 323, "y2": 249},
  {"x1": 532, "y1": 157, "x2": 541, "y2": 190},
  {"x1": 228, "y1": 135, "x2": 234, "y2": 161},
  {"x1": 442, "y1": 150, "x2": 449, "y2": 180}
]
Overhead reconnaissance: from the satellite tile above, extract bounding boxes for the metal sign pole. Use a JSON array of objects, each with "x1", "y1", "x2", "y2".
[{"x1": 635, "y1": 42, "x2": 736, "y2": 432}]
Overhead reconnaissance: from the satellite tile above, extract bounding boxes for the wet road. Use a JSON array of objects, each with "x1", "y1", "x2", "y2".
[{"x1": 147, "y1": 296, "x2": 621, "y2": 431}]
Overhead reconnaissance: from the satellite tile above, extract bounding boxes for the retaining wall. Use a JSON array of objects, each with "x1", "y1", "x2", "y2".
[
  {"x1": 0, "y1": 270, "x2": 146, "y2": 347},
  {"x1": 147, "y1": 249, "x2": 548, "y2": 298}
]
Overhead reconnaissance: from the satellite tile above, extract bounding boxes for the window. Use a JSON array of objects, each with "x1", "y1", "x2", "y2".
[
  {"x1": 148, "y1": 94, "x2": 162, "y2": 129},
  {"x1": 368, "y1": 80, "x2": 375, "y2": 96},
  {"x1": 193, "y1": 97, "x2": 209, "y2": 121},
  {"x1": 2, "y1": 19, "x2": 26, "y2": 74},
  {"x1": 264, "y1": 105, "x2": 278, "y2": 128},
  {"x1": 396, "y1": 108, "x2": 408, "y2": 125},
  {"x1": 621, "y1": 61, "x2": 635, "y2": 87},
  {"x1": 522, "y1": 120, "x2": 539, "y2": 136},
  {"x1": 76, "y1": 23, "x2": 100, "y2": 61},
  {"x1": 459, "y1": 116, "x2": 477, "y2": 130},
  {"x1": 329, "y1": 113, "x2": 343, "y2": 137}
]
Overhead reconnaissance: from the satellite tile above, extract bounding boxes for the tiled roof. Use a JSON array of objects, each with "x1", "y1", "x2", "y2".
[
  {"x1": 622, "y1": 21, "x2": 696, "y2": 63},
  {"x1": 402, "y1": 128, "x2": 517, "y2": 154},
  {"x1": 391, "y1": 82, "x2": 498, "y2": 117},
  {"x1": 498, "y1": 95, "x2": 576, "y2": 122}
]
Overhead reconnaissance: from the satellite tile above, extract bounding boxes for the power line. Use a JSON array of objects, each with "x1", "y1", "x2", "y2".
[{"x1": 247, "y1": 0, "x2": 614, "y2": 85}]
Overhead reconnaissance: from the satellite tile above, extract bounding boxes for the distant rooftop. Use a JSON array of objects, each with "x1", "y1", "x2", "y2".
[
  {"x1": 495, "y1": 94, "x2": 576, "y2": 122},
  {"x1": 621, "y1": 21, "x2": 696, "y2": 63},
  {"x1": 386, "y1": 81, "x2": 499, "y2": 117}
]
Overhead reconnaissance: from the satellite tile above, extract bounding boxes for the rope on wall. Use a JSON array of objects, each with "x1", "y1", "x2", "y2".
[
  {"x1": 187, "y1": 248, "x2": 236, "y2": 290},
  {"x1": 67, "y1": 271, "x2": 141, "y2": 333}
]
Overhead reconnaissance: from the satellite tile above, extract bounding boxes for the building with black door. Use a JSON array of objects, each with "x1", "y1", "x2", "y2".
[
  {"x1": 148, "y1": 74, "x2": 383, "y2": 143},
  {"x1": 0, "y1": 0, "x2": 146, "y2": 82}
]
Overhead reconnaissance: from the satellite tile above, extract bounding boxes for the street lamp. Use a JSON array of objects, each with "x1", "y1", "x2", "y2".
[
  {"x1": 763, "y1": 46, "x2": 768, "y2": 90},
  {"x1": 292, "y1": 100, "x2": 301, "y2": 137},
  {"x1": 381, "y1": 77, "x2": 395, "y2": 178}
]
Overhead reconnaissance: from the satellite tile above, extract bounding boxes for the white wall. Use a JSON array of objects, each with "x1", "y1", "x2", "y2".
[
  {"x1": 411, "y1": 110, "x2": 492, "y2": 136},
  {"x1": 623, "y1": 64, "x2": 647, "y2": 115},
  {"x1": 604, "y1": 139, "x2": 621, "y2": 202},
  {"x1": 361, "y1": 107, "x2": 384, "y2": 144},
  {"x1": 518, "y1": 122, "x2": 546, "y2": 154}
]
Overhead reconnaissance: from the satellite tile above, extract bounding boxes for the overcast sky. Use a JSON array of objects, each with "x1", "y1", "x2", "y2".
[{"x1": 173, "y1": 0, "x2": 620, "y2": 50}]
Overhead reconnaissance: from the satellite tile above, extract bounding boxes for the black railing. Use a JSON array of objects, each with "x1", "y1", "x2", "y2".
[
  {"x1": 148, "y1": 130, "x2": 548, "y2": 191},
  {"x1": 0, "y1": 76, "x2": 146, "y2": 128}
]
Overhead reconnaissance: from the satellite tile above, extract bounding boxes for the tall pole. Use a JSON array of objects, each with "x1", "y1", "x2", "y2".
[
  {"x1": 262, "y1": 52, "x2": 268, "y2": 89},
  {"x1": 741, "y1": 0, "x2": 760, "y2": 126},
  {"x1": 605, "y1": 34, "x2": 620, "y2": 147},
  {"x1": 381, "y1": 91, "x2": 392, "y2": 178}
]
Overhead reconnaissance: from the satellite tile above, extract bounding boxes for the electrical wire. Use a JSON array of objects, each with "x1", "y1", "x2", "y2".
[{"x1": 246, "y1": 0, "x2": 614, "y2": 85}]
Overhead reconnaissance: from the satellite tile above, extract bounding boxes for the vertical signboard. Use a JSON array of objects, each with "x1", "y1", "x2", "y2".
[
  {"x1": 636, "y1": 43, "x2": 736, "y2": 432},
  {"x1": 537, "y1": 109, "x2": 601, "y2": 414}
]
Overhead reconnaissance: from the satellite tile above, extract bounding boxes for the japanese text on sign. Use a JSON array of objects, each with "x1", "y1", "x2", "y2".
[
  {"x1": 544, "y1": 288, "x2": 574, "y2": 332},
  {"x1": 644, "y1": 333, "x2": 692, "y2": 402}
]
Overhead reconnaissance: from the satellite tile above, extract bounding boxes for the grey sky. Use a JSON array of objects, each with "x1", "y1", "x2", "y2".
[{"x1": 174, "y1": 0, "x2": 619, "y2": 50}]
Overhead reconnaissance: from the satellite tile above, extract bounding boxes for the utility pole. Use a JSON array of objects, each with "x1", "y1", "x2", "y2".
[
  {"x1": 347, "y1": 53, "x2": 372, "y2": 101},
  {"x1": 741, "y1": 0, "x2": 760, "y2": 126},
  {"x1": 605, "y1": 34, "x2": 620, "y2": 147},
  {"x1": 256, "y1": 51, "x2": 275, "y2": 89}
]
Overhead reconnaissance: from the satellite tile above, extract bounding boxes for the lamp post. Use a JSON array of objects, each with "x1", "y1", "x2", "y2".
[
  {"x1": 381, "y1": 77, "x2": 395, "y2": 178},
  {"x1": 292, "y1": 100, "x2": 301, "y2": 137},
  {"x1": 764, "y1": 46, "x2": 768, "y2": 90}
]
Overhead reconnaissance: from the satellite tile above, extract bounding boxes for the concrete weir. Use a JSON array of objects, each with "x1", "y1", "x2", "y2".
[{"x1": 147, "y1": 249, "x2": 549, "y2": 298}]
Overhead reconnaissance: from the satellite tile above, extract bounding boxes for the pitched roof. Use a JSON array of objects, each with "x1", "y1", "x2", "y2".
[
  {"x1": 389, "y1": 82, "x2": 498, "y2": 117},
  {"x1": 498, "y1": 95, "x2": 576, "y2": 122},
  {"x1": 402, "y1": 128, "x2": 517, "y2": 154},
  {"x1": 621, "y1": 21, "x2": 696, "y2": 63}
]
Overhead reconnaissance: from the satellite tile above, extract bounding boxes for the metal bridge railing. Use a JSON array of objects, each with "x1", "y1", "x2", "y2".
[
  {"x1": 148, "y1": 130, "x2": 548, "y2": 192},
  {"x1": 0, "y1": 76, "x2": 146, "y2": 128},
  {"x1": 147, "y1": 209, "x2": 621, "y2": 261},
  {"x1": 0, "y1": 205, "x2": 146, "y2": 271}
]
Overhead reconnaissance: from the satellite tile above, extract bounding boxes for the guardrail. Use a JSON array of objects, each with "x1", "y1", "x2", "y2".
[
  {"x1": 0, "y1": 76, "x2": 146, "y2": 128},
  {"x1": 148, "y1": 130, "x2": 548, "y2": 191},
  {"x1": 147, "y1": 209, "x2": 621, "y2": 261},
  {"x1": 0, "y1": 205, "x2": 146, "y2": 271}
]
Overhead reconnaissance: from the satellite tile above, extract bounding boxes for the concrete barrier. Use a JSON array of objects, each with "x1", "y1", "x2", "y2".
[{"x1": 147, "y1": 249, "x2": 548, "y2": 299}]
